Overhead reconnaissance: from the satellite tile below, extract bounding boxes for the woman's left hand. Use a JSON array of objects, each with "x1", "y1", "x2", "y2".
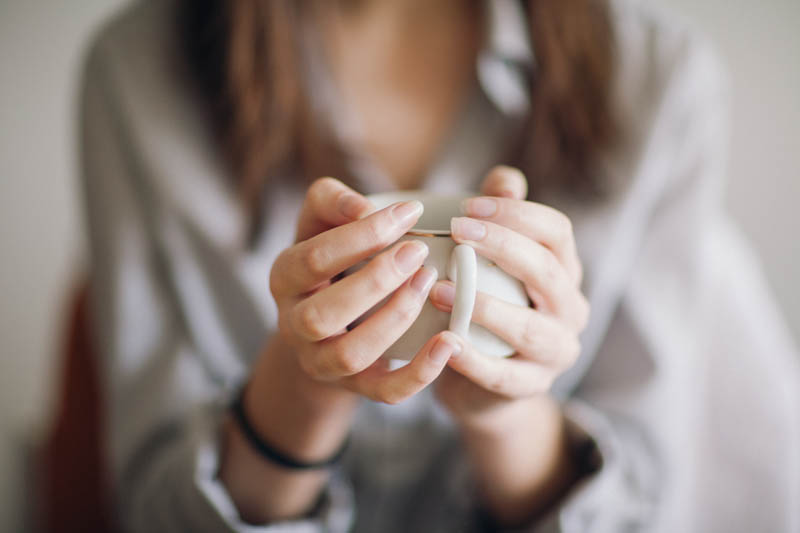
[
  {"x1": 430, "y1": 165, "x2": 589, "y2": 431},
  {"x1": 429, "y1": 166, "x2": 590, "y2": 524}
]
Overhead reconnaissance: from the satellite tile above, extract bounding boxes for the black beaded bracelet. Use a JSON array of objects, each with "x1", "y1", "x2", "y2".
[{"x1": 230, "y1": 388, "x2": 349, "y2": 470}]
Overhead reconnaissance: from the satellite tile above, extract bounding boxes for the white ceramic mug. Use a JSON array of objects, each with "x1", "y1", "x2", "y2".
[{"x1": 352, "y1": 191, "x2": 529, "y2": 361}]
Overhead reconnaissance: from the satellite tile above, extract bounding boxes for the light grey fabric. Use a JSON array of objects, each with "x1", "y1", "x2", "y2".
[{"x1": 79, "y1": 0, "x2": 800, "y2": 531}]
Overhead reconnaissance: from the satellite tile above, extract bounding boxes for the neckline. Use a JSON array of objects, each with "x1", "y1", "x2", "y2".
[
  {"x1": 299, "y1": 0, "x2": 535, "y2": 196},
  {"x1": 303, "y1": 5, "x2": 483, "y2": 195}
]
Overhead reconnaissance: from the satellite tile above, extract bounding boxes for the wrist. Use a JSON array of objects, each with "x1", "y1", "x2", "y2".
[
  {"x1": 459, "y1": 396, "x2": 564, "y2": 473},
  {"x1": 456, "y1": 394, "x2": 555, "y2": 438},
  {"x1": 246, "y1": 337, "x2": 359, "y2": 462},
  {"x1": 218, "y1": 336, "x2": 358, "y2": 524},
  {"x1": 459, "y1": 396, "x2": 579, "y2": 527}
]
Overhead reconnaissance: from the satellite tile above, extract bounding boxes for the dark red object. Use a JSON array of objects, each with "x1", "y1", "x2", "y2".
[{"x1": 39, "y1": 283, "x2": 116, "y2": 533}]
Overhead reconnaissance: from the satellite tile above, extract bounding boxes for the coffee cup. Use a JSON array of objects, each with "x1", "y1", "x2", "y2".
[{"x1": 350, "y1": 191, "x2": 529, "y2": 361}]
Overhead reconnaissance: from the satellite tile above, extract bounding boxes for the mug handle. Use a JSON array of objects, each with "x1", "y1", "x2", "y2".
[{"x1": 447, "y1": 244, "x2": 477, "y2": 339}]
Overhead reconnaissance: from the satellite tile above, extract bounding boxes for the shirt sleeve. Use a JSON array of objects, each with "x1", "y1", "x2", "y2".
[
  {"x1": 79, "y1": 33, "x2": 355, "y2": 533},
  {"x1": 518, "y1": 26, "x2": 800, "y2": 533}
]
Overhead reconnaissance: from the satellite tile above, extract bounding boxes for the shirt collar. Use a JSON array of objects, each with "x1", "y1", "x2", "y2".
[{"x1": 478, "y1": 0, "x2": 536, "y2": 117}]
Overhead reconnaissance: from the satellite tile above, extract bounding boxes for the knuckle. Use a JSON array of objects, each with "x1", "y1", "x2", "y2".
[
  {"x1": 565, "y1": 337, "x2": 582, "y2": 367},
  {"x1": 364, "y1": 389, "x2": 383, "y2": 403},
  {"x1": 540, "y1": 253, "x2": 562, "y2": 286},
  {"x1": 411, "y1": 368, "x2": 434, "y2": 388},
  {"x1": 573, "y1": 295, "x2": 591, "y2": 330},
  {"x1": 303, "y1": 245, "x2": 331, "y2": 279},
  {"x1": 367, "y1": 252, "x2": 402, "y2": 290},
  {"x1": 554, "y1": 212, "x2": 574, "y2": 242},
  {"x1": 269, "y1": 249, "x2": 295, "y2": 297},
  {"x1": 494, "y1": 229, "x2": 514, "y2": 258},
  {"x1": 520, "y1": 313, "x2": 540, "y2": 349},
  {"x1": 363, "y1": 216, "x2": 390, "y2": 248},
  {"x1": 407, "y1": 361, "x2": 435, "y2": 389},
  {"x1": 486, "y1": 370, "x2": 510, "y2": 395},
  {"x1": 376, "y1": 389, "x2": 404, "y2": 405},
  {"x1": 291, "y1": 302, "x2": 330, "y2": 341},
  {"x1": 297, "y1": 348, "x2": 337, "y2": 382},
  {"x1": 392, "y1": 298, "x2": 420, "y2": 325},
  {"x1": 538, "y1": 373, "x2": 557, "y2": 393},
  {"x1": 330, "y1": 343, "x2": 364, "y2": 376},
  {"x1": 364, "y1": 267, "x2": 393, "y2": 296}
]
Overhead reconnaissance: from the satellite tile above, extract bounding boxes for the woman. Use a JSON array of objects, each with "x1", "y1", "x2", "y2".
[{"x1": 80, "y1": 0, "x2": 799, "y2": 531}]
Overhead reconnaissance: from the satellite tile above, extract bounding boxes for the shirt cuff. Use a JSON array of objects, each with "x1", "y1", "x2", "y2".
[
  {"x1": 191, "y1": 410, "x2": 356, "y2": 533},
  {"x1": 469, "y1": 399, "x2": 657, "y2": 533},
  {"x1": 527, "y1": 400, "x2": 659, "y2": 532}
]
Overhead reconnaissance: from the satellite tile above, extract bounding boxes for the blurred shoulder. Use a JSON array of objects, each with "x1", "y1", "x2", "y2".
[
  {"x1": 609, "y1": 0, "x2": 729, "y2": 122},
  {"x1": 81, "y1": 0, "x2": 184, "y2": 96},
  {"x1": 86, "y1": 0, "x2": 177, "y2": 61},
  {"x1": 562, "y1": 2, "x2": 730, "y2": 241},
  {"x1": 78, "y1": 0, "x2": 232, "y2": 232}
]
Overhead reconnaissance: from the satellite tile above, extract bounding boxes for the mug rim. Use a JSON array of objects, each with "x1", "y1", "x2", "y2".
[
  {"x1": 407, "y1": 229, "x2": 451, "y2": 237},
  {"x1": 366, "y1": 191, "x2": 472, "y2": 235}
]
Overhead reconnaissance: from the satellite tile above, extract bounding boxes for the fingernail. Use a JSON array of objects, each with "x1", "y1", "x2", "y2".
[
  {"x1": 461, "y1": 197, "x2": 497, "y2": 217},
  {"x1": 410, "y1": 266, "x2": 437, "y2": 294},
  {"x1": 430, "y1": 334, "x2": 462, "y2": 363},
  {"x1": 451, "y1": 217, "x2": 486, "y2": 241},
  {"x1": 395, "y1": 241, "x2": 428, "y2": 274},
  {"x1": 391, "y1": 200, "x2": 424, "y2": 226},
  {"x1": 338, "y1": 192, "x2": 366, "y2": 219},
  {"x1": 431, "y1": 282, "x2": 455, "y2": 306}
]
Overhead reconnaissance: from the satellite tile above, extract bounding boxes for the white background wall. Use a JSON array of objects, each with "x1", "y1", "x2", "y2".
[
  {"x1": 664, "y1": 0, "x2": 800, "y2": 343},
  {"x1": 0, "y1": 0, "x2": 798, "y2": 530},
  {"x1": 0, "y1": 2, "x2": 126, "y2": 529}
]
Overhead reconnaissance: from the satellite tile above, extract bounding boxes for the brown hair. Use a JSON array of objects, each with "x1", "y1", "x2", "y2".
[{"x1": 180, "y1": 0, "x2": 616, "y2": 225}]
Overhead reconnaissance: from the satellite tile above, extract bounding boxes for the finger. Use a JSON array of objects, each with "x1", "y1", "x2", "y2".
[
  {"x1": 341, "y1": 331, "x2": 459, "y2": 404},
  {"x1": 460, "y1": 197, "x2": 582, "y2": 284},
  {"x1": 290, "y1": 240, "x2": 429, "y2": 343},
  {"x1": 318, "y1": 266, "x2": 438, "y2": 375},
  {"x1": 299, "y1": 265, "x2": 436, "y2": 376},
  {"x1": 442, "y1": 335, "x2": 555, "y2": 398},
  {"x1": 430, "y1": 281, "x2": 582, "y2": 369},
  {"x1": 479, "y1": 166, "x2": 528, "y2": 200},
  {"x1": 450, "y1": 217, "x2": 589, "y2": 327},
  {"x1": 273, "y1": 200, "x2": 424, "y2": 297},
  {"x1": 295, "y1": 177, "x2": 374, "y2": 242}
]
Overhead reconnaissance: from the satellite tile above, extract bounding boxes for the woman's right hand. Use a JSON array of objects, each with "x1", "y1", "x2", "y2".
[
  {"x1": 268, "y1": 177, "x2": 459, "y2": 405},
  {"x1": 222, "y1": 178, "x2": 458, "y2": 523}
]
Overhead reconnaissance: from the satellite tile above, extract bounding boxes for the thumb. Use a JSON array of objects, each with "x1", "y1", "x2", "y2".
[
  {"x1": 295, "y1": 177, "x2": 373, "y2": 242},
  {"x1": 479, "y1": 166, "x2": 528, "y2": 200}
]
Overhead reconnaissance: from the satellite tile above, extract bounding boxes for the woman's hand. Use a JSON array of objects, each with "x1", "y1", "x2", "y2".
[
  {"x1": 222, "y1": 178, "x2": 458, "y2": 524},
  {"x1": 428, "y1": 166, "x2": 589, "y2": 525},
  {"x1": 430, "y1": 165, "x2": 588, "y2": 426},
  {"x1": 268, "y1": 177, "x2": 458, "y2": 405}
]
